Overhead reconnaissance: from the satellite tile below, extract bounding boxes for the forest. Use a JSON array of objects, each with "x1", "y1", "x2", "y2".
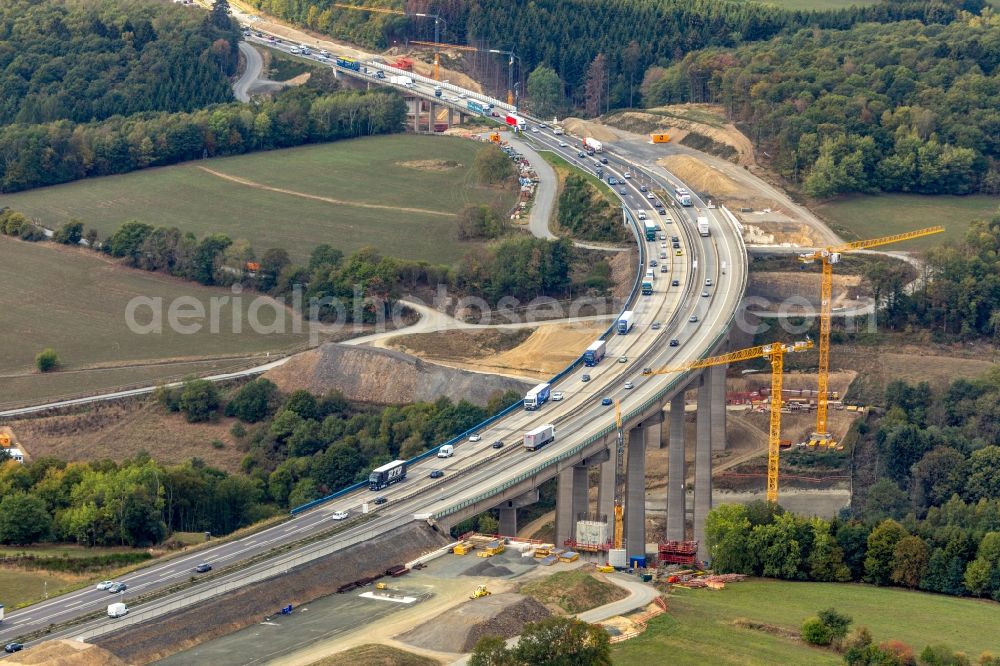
[
  {"x1": 0, "y1": 87, "x2": 407, "y2": 193},
  {"x1": 643, "y1": 17, "x2": 1000, "y2": 196},
  {"x1": 0, "y1": 384, "x2": 519, "y2": 547},
  {"x1": 708, "y1": 368, "x2": 1000, "y2": 601},
  {"x1": 0, "y1": 0, "x2": 240, "y2": 127}
]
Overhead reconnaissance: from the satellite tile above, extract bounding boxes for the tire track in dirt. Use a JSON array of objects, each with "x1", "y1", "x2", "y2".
[{"x1": 196, "y1": 167, "x2": 457, "y2": 217}]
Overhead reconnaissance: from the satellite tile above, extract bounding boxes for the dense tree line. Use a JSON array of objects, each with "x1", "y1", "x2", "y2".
[
  {"x1": 707, "y1": 499, "x2": 1000, "y2": 602},
  {"x1": 0, "y1": 0, "x2": 240, "y2": 127},
  {"x1": 644, "y1": 16, "x2": 1000, "y2": 196},
  {"x1": 0, "y1": 382, "x2": 522, "y2": 546},
  {"x1": 862, "y1": 211, "x2": 1000, "y2": 339},
  {"x1": 0, "y1": 87, "x2": 407, "y2": 193},
  {"x1": 245, "y1": 0, "x2": 979, "y2": 107},
  {"x1": 556, "y1": 173, "x2": 627, "y2": 242}
]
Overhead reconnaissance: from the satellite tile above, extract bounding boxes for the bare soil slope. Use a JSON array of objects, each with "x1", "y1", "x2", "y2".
[
  {"x1": 398, "y1": 592, "x2": 550, "y2": 653},
  {"x1": 4, "y1": 640, "x2": 130, "y2": 666},
  {"x1": 266, "y1": 343, "x2": 532, "y2": 405},
  {"x1": 608, "y1": 104, "x2": 756, "y2": 166}
]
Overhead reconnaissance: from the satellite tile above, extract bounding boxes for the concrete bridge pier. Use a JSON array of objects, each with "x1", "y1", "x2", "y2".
[
  {"x1": 626, "y1": 413, "x2": 663, "y2": 561},
  {"x1": 597, "y1": 452, "x2": 615, "y2": 526},
  {"x1": 667, "y1": 390, "x2": 687, "y2": 541},
  {"x1": 497, "y1": 489, "x2": 539, "y2": 537},
  {"x1": 555, "y1": 450, "x2": 611, "y2": 546},
  {"x1": 694, "y1": 372, "x2": 714, "y2": 561}
]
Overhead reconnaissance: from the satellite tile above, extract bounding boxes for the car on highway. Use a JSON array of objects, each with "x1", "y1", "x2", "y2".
[
  {"x1": 578, "y1": 151, "x2": 586, "y2": 158},
  {"x1": 642, "y1": 367, "x2": 653, "y2": 375},
  {"x1": 660, "y1": 265, "x2": 669, "y2": 273},
  {"x1": 319, "y1": 49, "x2": 330, "y2": 57},
  {"x1": 658, "y1": 208, "x2": 668, "y2": 216},
  {"x1": 559, "y1": 141, "x2": 568, "y2": 147},
  {"x1": 96, "y1": 580, "x2": 115, "y2": 591},
  {"x1": 671, "y1": 236, "x2": 679, "y2": 242},
  {"x1": 581, "y1": 374, "x2": 591, "y2": 382},
  {"x1": 108, "y1": 582, "x2": 127, "y2": 593},
  {"x1": 492, "y1": 440, "x2": 505, "y2": 449},
  {"x1": 331, "y1": 510, "x2": 349, "y2": 520},
  {"x1": 552, "y1": 391, "x2": 564, "y2": 401},
  {"x1": 618, "y1": 356, "x2": 628, "y2": 363},
  {"x1": 624, "y1": 381, "x2": 634, "y2": 389},
  {"x1": 706, "y1": 278, "x2": 714, "y2": 286},
  {"x1": 289, "y1": 46, "x2": 301, "y2": 54},
  {"x1": 538, "y1": 122, "x2": 547, "y2": 128},
  {"x1": 600, "y1": 157, "x2": 609, "y2": 164},
  {"x1": 660, "y1": 242, "x2": 667, "y2": 248},
  {"x1": 672, "y1": 242, "x2": 681, "y2": 249},
  {"x1": 5, "y1": 644, "x2": 24, "y2": 654},
  {"x1": 601, "y1": 397, "x2": 613, "y2": 406},
  {"x1": 194, "y1": 563, "x2": 213, "y2": 573},
  {"x1": 646, "y1": 193, "x2": 655, "y2": 200},
  {"x1": 650, "y1": 259, "x2": 658, "y2": 267},
  {"x1": 702, "y1": 290, "x2": 710, "y2": 297},
  {"x1": 373, "y1": 496, "x2": 387, "y2": 505},
  {"x1": 459, "y1": 93, "x2": 467, "y2": 99},
  {"x1": 640, "y1": 185, "x2": 648, "y2": 192},
  {"x1": 676, "y1": 249, "x2": 683, "y2": 256},
  {"x1": 689, "y1": 314, "x2": 699, "y2": 323},
  {"x1": 619, "y1": 188, "x2": 627, "y2": 194},
  {"x1": 530, "y1": 127, "x2": 539, "y2": 133},
  {"x1": 672, "y1": 279, "x2": 680, "y2": 286},
  {"x1": 654, "y1": 200, "x2": 664, "y2": 208},
  {"x1": 651, "y1": 321, "x2": 662, "y2": 330},
  {"x1": 468, "y1": 433, "x2": 482, "y2": 442},
  {"x1": 623, "y1": 172, "x2": 632, "y2": 178},
  {"x1": 429, "y1": 470, "x2": 444, "y2": 479},
  {"x1": 660, "y1": 251, "x2": 667, "y2": 259},
  {"x1": 670, "y1": 339, "x2": 680, "y2": 347}
]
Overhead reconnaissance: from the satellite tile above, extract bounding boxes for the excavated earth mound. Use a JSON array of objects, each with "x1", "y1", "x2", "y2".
[
  {"x1": 3, "y1": 640, "x2": 130, "y2": 666},
  {"x1": 398, "y1": 592, "x2": 551, "y2": 653},
  {"x1": 265, "y1": 343, "x2": 532, "y2": 405}
]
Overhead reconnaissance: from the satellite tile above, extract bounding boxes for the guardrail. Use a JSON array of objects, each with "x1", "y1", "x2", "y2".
[{"x1": 432, "y1": 176, "x2": 749, "y2": 521}]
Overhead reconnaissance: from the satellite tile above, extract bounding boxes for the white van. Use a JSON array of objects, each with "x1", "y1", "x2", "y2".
[
  {"x1": 721, "y1": 261, "x2": 728, "y2": 275},
  {"x1": 437, "y1": 445, "x2": 454, "y2": 458},
  {"x1": 107, "y1": 602, "x2": 128, "y2": 618}
]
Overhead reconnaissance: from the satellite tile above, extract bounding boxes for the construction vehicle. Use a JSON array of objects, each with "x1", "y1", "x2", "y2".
[
  {"x1": 648, "y1": 339, "x2": 814, "y2": 502},
  {"x1": 488, "y1": 131, "x2": 501, "y2": 144},
  {"x1": 375, "y1": 582, "x2": 389, "y2": 590},
  {"x1": 470, "y1": 584, "x2": 492, "y2": 599},
  {"x1": 650, "y1": 133, "x2": 670, "y2": 144},
  {"x1": 798, "y1": 226, "x2": 943, "y2": 448}
]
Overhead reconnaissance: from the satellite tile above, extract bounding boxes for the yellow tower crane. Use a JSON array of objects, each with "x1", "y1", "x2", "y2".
[
  {"x1": 612, "y1": 399, "x2": 626, "y2": 550},
  {"x1": 648, "y1": 340, "x2": 814, "y2": 503},
  {"x1": 799, "y1": 226, "x2": 944, "y2": 449}
]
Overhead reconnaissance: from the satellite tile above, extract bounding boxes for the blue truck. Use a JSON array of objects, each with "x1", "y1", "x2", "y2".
[
  {"x1": 523, "y1": 382, "x2": 551, "y2": 410},
  {"x1": 617, "y1": 310, "x2": 635, "y2": 334},
  {"x1": 583, "y1": 340, "x2": 606, "y2": 366},
  {"x1": 467, "y1": 100, "x2": 490, "y2": 115},
  {"x1": 369, "y1": 460, "x2": 407, "y2": 490},
  {"x1": 336, "y1": 56, "x2": 361, "y2": 71}
]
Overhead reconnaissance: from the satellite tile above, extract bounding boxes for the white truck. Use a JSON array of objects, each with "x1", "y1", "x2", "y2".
[
  {"x1": 637, "y1": 210, "x2": 647, "y2": 220},
  {"x1": 617, "y1": 310, "x2": 635, "y2": 334},
  {"x1": 389, "y1": 75, "x2": 414, "y2": 88},
  {"x1": 437, "y1": 444, "x2": 454, "y2": 458},
  {"x1": 107, "y1": 602, "x2": 128, "y2": 618},
  {"x1": 583, "y1": 137, "x2": 603, "y2": 153},
  {"x1": 697, "y1": 216, "x2": 710, "y2": 237},
  {"x1": 524, "y1": 424, "x2": 555, "y2": 451},
  {"x1": 523, "y1": 382, "x2": 552, "y2": 410}
]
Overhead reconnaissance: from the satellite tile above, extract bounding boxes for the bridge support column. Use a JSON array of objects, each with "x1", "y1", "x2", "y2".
[
  {"x1": 555, "y1": 467, "x2": 575, "y2": 547},
  {"x1": 626, "y1": 425, "x2": 647, "y2": 561},
  {"x1": 667, "y1": 391, "x2": 686, "y2": 541},
  {"x1": 597, "y1": 451, "x2": 615, "y2": 524},
  {"x1": 711, "y1": 363, "x2": 727, "y2": 451},
  {"x1": 429, "y1": 102, "x2": 436, "y2": 132},
  {"x1": 694, "y1": 372, "x2": 713, "y2": 562},
  {"x1": 573, "y1": 465, "x2": 589, "y2": 526},
  {"x1": 499, "y1": 507, "x2": 517, "y2": 537}
]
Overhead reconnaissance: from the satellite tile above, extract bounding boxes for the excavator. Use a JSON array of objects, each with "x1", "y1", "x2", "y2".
[{"x1": 469, "y1": 584, "x2": 491, "y2": 599}]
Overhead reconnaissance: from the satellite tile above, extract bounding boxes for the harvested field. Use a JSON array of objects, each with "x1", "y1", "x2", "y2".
[
  {"x1": 94, "y1": 523, "x2": 449, "y2": 664},
  {"x1": 307, "y1": 644, "x2": 440, "y2": 666},
  {"x1": 398, "y1": 593, "x2": 550, "y2": 653},
  {"x1": 4, "y1": 398, "x2": 246, "y2": 472},
  {"x1": 3, "y1": 639, "x2": 130, "y2": 666},
  {"x1": 520, "y1": 568, "x2": 628, "y2": 614},
  {"x1": 265, "y1": 343, "x2": 532, "y2": 405}
]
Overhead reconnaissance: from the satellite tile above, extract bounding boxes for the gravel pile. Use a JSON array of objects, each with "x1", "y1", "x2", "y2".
[
  {"x1": 4, "y1": 639, "x2": 130, "y2": 666},
  {"x1": 461, "y1": 561, "x2": 514, "y2": 577},
  {"x1": 399, "y1": 593, "x2": 550, "y2": 653}
]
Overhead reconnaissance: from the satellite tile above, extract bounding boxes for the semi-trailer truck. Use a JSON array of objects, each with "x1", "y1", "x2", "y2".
[
  {"x1": 644, "y1": 220, "x2": 658, "y2": 240},
  {"x1": 369, "y1": 460, "x2": 407, "y2": 490},
  {"x1": 641, "y1": 277, "x2": 653, "y2": 295},
  {"x1": 524, "y1": 424, "x2": 555, "y2": 451},
  {"x1": 697, "y1": 216, "x2": 710, "y2": 237},
  {"x1": 467, "y1": 100, "x2": 490, "y2": 115},
  {"x1": 505, "y1": 113, "x2": 525, "y2": 130},
  {"x1": 674, "y1": 187, "x2": 692, "y2": 207},
  {"x1": 583, "y1": 137, "x2": 603, "y2": 153},
  {"x1": 617, "y1": 310, "x2": 635, "y2": 334},
  {"x1": 523, "y1": 382, "x2": 551, "y2": 410},
  {"x1": 583, "y1": 340, "x2": 607, "y2": 366},
  {"x1": 389, "y1": 75, "x2": 414, "y2": 87}
]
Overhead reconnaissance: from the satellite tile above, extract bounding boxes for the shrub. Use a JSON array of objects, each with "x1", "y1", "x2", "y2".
[
  {"x1": 35, "y1": 348, "x2": 59, "y2": 372},
  {"x1": 802, "y1": 617, "x2": 833, "y2": 646}
]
